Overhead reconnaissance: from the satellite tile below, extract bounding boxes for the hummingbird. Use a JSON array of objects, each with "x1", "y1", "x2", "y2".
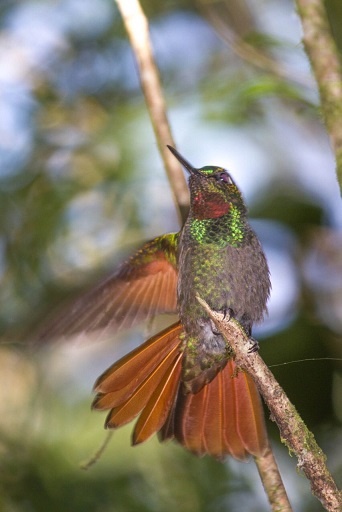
[{"x1": 44, "y1": 146, "x2": 271, "y2": 460}]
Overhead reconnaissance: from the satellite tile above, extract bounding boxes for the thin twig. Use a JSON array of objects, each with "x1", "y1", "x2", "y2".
[
  {"x1": 254, "y1": 447, "x2": 292, "y2": 512},
  {"x1": 196, "y1": 295, "x2": 342, "y2": 512},
  {"x1": 295, "y1": 0, "x2": 342, "y2": 193},
  {"x1": 80, "y1": 431, "x2": 114, "y2": 470},
  {"x1": 203, "y1": 5, "x2": 312, "y2": 89},
  {"x1": 115, "y1": 0, "x2": 189, "y2": 223}
]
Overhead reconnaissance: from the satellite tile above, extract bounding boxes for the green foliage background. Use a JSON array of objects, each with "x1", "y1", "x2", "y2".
[{"x1": 0, "y1": 1, "x2": 341, "y2": 511}]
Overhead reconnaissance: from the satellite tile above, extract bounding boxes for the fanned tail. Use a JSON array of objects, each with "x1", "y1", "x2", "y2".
[
  {"x1": 92, "y1": 322, "x2": 183, "y2": 444},
  {"x1": 161, "y1": 359, "x2": 268, "y2": 461},
  {"x1": 93, "y1": 326, "x2": 268, "y2": 461}
]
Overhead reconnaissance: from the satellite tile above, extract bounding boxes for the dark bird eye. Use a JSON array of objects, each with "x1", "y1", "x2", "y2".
[{"x1": 216, "y1": 172, "x2": 231, "y2": 183}]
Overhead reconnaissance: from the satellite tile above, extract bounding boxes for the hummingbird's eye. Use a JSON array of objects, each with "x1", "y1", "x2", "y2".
[{"x1": 215, "y1": 171, "x2": 231, "y2": 184}]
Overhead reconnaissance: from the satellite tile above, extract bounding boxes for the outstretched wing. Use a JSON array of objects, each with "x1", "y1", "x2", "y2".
[{"x1": 39, "y1": 233, "x2": 179, "y2": 341}]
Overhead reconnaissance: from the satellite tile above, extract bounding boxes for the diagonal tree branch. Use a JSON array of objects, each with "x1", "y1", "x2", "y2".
[
  {"x1": 115, "y1": 0, "x2": 189, "y2": 223},
  {"x1": 197, "y1": 295, "x2": 342, "y2": 512}
]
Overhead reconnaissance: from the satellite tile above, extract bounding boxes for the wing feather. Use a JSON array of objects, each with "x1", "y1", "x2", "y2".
[{"x1": 39, "y1": 234, "x2": 178, "y2": 341}]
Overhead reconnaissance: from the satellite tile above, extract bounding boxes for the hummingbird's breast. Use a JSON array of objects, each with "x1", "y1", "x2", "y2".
[
  {"x1": 177, "y1": 224, "x2": 270, "y2": 392},
  {"x1": 178, "y1": 227, "x2": 270, "y2": 332}
]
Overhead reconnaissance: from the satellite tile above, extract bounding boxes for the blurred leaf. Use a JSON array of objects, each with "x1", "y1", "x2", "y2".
[{"x1": 202, "y1": 75, "x2": 316, "y2": 124}]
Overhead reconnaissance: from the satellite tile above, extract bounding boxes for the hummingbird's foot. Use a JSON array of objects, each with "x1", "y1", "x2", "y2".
[
  {"x1": 248, "y1": 337, "x2": 259, "y2": 353},
  {"x1": 222, "y1": 307, "x2": 234, "y2": 321},
  {"x1": 210, "y1": 308, "x2": 234, "y2": 335}
]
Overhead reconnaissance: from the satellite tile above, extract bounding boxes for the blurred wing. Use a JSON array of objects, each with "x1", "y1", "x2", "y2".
[{"x1": 39, "y1": 233, "x2": 179, "y2": 341}]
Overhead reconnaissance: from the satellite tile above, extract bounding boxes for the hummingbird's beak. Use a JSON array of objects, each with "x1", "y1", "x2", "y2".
[{"x1": 167, "y1": 145, "x2": 198, "y2": 175}]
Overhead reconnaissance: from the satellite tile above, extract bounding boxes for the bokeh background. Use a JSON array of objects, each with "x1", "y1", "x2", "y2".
[{"x1": 0, "y1": 0, "x2": 342, "y2": 510}]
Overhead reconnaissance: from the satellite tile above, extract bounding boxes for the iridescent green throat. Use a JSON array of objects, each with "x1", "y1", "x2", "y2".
[{"x1": 189, "y1": 205, "x2": 245, "y2": 248}]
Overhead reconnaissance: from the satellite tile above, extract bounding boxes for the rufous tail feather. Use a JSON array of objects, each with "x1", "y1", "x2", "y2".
[{"x1": 93, "y1": 323, "x2": 268, "y2": 461}]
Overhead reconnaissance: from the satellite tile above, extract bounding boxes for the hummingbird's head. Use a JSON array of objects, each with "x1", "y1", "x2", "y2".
[{"x1": 167, "y1": 145, "x2": 246, "y2": 220}]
